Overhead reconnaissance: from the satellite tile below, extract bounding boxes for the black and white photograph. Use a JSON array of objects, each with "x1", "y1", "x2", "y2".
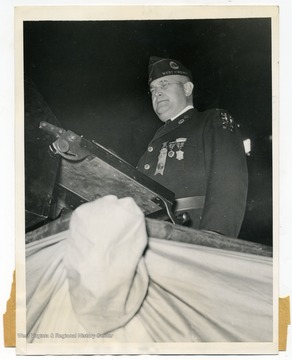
[{"x1": 15, "y1": 5, "x2": 278, "y2": 355}]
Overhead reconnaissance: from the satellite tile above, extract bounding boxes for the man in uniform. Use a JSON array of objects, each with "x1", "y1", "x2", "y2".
[{"x1": 137, "y1": 56, "x2": 248, "y2": 238}]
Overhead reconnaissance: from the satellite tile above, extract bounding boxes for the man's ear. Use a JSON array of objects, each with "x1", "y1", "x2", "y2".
[{"x1": 183, "y1": 82, "x2": 194, "y2": 97}]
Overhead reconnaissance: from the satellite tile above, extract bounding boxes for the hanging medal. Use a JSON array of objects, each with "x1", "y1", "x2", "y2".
[
  {"x1": 175, "y1": 138, "x2": 187, "y2": 160},
  {"x1": 155, "y1": 142, "x2": 168, "y2": 175},
  {"x1": 168, "y1": 141, "x2": 176, "y2": 158}
]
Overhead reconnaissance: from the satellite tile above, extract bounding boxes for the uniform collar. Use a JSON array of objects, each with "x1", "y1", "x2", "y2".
[
  {"x1": 153, "y1": 108, "x2": 196, "y2": 140},
  {"x1": 170, "y1": 105, "x2": 194, "y2": 121},
  {"x1": 166, "y1": 107, "x2": 195, "y2": 126}
]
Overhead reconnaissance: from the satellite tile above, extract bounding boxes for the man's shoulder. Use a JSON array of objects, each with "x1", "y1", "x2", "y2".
[
  {"x1": 195, "y1": 108, "x2": 238, "y2": 133},
  {"x1": 195, "y1": 107, "x2": 228, "y2": 118}
]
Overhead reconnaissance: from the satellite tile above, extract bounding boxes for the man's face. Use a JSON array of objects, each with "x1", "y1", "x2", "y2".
[{"x1": 150, "y1": 75, "x2": 190, "y2": 122}]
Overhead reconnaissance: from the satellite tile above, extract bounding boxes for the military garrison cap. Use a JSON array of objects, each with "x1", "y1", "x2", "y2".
[{"x1": 148, "y1": 56, "x2": 192, "y2": 84}]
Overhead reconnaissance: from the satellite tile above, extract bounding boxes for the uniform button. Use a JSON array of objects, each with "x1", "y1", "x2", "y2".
[
  {"x1": 144, "y1": 164, "x2": 150, "y2": 170},
  {"x1": 178, "y1": 119, "x2": 185, "y2": 124},
  {"x1": 148, "y1": 146, "x2": 153, "y2": 152}
]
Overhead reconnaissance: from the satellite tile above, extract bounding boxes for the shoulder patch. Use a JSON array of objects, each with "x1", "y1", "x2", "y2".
[{"x1": 220, "y1": 110, "x2": 235, "y2": 132}]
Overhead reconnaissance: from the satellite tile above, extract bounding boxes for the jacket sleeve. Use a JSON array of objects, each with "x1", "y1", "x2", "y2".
[{"x1": 199, "y1": 110, "x2": 248, "y2": 238}]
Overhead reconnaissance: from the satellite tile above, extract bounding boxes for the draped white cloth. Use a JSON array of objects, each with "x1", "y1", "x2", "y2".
[{"x1": 26, "y1": 195, "x2": 273, "y2": 343}]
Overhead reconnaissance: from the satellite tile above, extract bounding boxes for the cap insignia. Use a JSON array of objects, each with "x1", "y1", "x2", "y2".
[{"x1": 169, "y1": 61, "x2": 179, "y2": 70}]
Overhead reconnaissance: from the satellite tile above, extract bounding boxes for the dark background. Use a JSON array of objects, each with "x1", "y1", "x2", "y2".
[{"x1": 24, "y1": 18, "x2": 273, "y2": 245}]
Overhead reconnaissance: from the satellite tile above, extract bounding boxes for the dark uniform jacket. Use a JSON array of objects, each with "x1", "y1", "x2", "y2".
[{"x1": 137, "y1": 108, "x2": 248, "y2": 238}]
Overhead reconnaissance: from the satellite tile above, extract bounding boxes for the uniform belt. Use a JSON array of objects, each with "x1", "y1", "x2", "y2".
[{"x1": 174, "y1": 196, "x2": 205, "y2": 212}]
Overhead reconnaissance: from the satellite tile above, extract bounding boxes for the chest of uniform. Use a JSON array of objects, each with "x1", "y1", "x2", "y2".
[
  {"x1": 148, "y1": 124, "x2": 202, "y2": 160},
  {"x1": 141, "y1": 130, "x2": 203, "y2": 180}
]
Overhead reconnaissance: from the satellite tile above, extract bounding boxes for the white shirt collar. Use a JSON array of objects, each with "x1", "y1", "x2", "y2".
[{"x1": 170, "y1": 105, "x2": 194, "y2": 121}]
